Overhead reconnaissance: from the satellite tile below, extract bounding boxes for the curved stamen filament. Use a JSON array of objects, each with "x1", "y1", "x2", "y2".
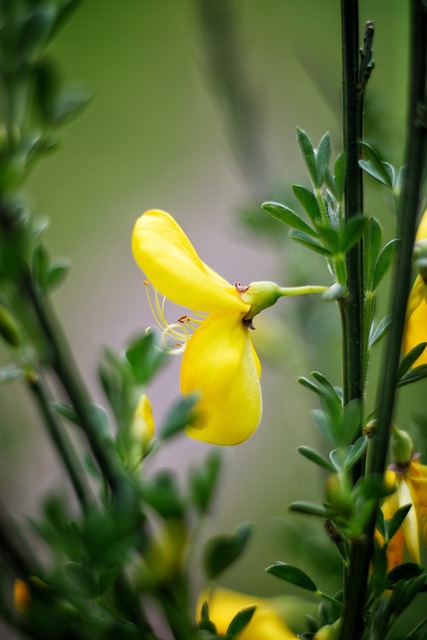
[{"x1": 144, "y1": 281, "x2": 206, "y2": 354}]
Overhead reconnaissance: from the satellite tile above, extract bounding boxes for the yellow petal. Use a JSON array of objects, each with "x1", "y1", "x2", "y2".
[
  {"x1": 403, "y1": 276, "x2": 427, "y2": 366},
  {"x1": 181, "y1": 311, "x2": 261, "y2": 445},
  {"x1": 416, "y1": 208, "x2": 427, "y2": 242},
  {"x1": 397, "y1": 477, "x2": 420, "y2": 563},
  {"x1": 132, "y1": 210, "x2": 248, "y2": 313},
  {"x1": 197, "y1": 588, "x2": 298, "y2": 640}
]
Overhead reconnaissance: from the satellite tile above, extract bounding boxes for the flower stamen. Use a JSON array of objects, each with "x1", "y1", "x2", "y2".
[{"x1": 144, "y1": 281, "x2": 206, "y2": 353}]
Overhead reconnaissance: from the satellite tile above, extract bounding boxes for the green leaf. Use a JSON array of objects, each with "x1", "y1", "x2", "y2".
[
  {"x1": 262, "y1": 202, "x2": 317, "y2": 237},
  {"x1": 387, "y1": 562, "x2": 422, "y2": 586},
  {"x1": 197, "y1": 601, "x2": 217, "y2": 633},
  {"x1": 397, "y1": 364, "x2": 427, "y2": 388},
  {"x1": 98, "y1": 567, "x2": 120, "y2": 596},
  {"x1": 312, "y1": 409, "x2": 337, "y2": 446},
  {"x1": 371, "y1": 239, "x2": 399, "y2": 291},
  {"x1": 340, "y1": 215, "x2": 370, "y2": 252},
  {"x1": 190, "y1": 450, "x2": 223, "y2": 514},
  {"x1": 266, "y1": 562, "x2": 317, "y2": 592},
  {"x1": 226, "y1": 606, "x2": 256, "y2": 638},
  {"x1": 333, "y1": 151, "x2": 345, "y2": 201},
  {"x1": 292, "y1": 185, "x2": 321, "y2": 224},
  {"x1": 359, "y1": 142, "x2": 393, "y2": 188},
  {"x1": 297, "y1": 128, "x2": 319, "y2": 187},
  {"x1": 289, "y1": 501, "x2": 333, "y2": 518},
  {"x1": 315, "y1": 225, "x2": 340, "y2": 255},
  {"x1": 315, "y1": 132, "x2": 331, "y2": 185},
  {"x1": 46, "y1": 258, "x2": 70, "y2": 291},
  {"x1": 160, "y1": 394, "x2": 198, "y2": 439},
  {"x1": 51, "y1": 401, "x2": 79, "y2": 425},
  {"x1": 289, "y1": 230, "x2": 332, "y2": 256},
  {"x1": 51, "y1": 89, "x2": 91, "y2": 126},
  {"x1": 125, "y1": 331, "x2": 167, "y2": 385},
  {"x1": 297, "y1": 445, "x2": 335, "y2": 472},
  {"x1": 387, "y1": 504, "x2": 412, "y2": 542},
  {"x1": 398, "y1": 343, "x2": 427, "y2": 380},
  {"x1": 141, "y1": 471, "x2": 185, "y2": 518},
  {"x1": 204, "y1": 522, "x2": 253, "y2": 580},
  {"x1": 32, "y1": 243, "x2": 50, "y2": 292},
  {"x1": 64, "y1": 562, "x2": 98, "y2": 597},
  {"x1": 341, "y1": 399, "x2": 361, "y2": 446},
  {"x1": 342, "y1": 437, "x2": 368, "y2": 470},
  {"x1": 369, "y1": 315, "x2": 392, "y2": 349}
]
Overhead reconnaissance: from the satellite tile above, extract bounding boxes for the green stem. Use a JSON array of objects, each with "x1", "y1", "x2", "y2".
[
  {"x1": 338, "y1": 1, "x2": 368, "y2": 638},
  {"x1": 23, "y1": 273, "x2": 132, "y2": 504},
  {"x1": 278, "y1": 285, "x2": 329, "y2": 296},
  {"x1": 27, "y1": 371, "x2": 93, "y2": 513},
  {"x1": 339, "y1": 2, "x2": 427, "y2": 639}
]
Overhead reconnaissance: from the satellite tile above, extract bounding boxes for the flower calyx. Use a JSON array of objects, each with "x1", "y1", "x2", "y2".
[
  {"x1": 236, "y1": 281, "x2": 283, "y2": 325},
  {"x1": 413, "y1": 239, "x2": 427, "y2": 282}
]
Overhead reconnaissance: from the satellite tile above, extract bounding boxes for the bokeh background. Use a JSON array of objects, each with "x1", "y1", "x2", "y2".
[{"x1": 1, "y1": 0, "x2": 420, "y2": 633}]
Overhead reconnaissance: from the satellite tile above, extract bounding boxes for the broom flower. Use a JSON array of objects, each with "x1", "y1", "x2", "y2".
[
  {"x1": 403, "y1": 207, "x2": 427, "y2": 366},
  {"x1": 132, "y1": 209, "x2": 326, "y2": 445}
]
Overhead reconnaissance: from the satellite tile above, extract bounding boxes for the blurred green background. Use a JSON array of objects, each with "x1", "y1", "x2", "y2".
[{"x1": 1, "y1": 0, "x2": 418, "y2": 623}]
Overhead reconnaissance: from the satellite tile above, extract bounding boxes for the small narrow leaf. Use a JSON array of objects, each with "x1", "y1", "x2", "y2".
[
  {"x1": 51, "y1": 401, "x2": 79, "y2": 425},
  {"x1": 125, "y1": 331, "x2": 167, "y2": 385},
  {"x1": 341, "y1": 215, "x2": 370, "y2": 252},
  {"x1": 369, "y1": 315, "x2": 392, "y2": 349},
  {"x1": 266, "y1": 562, "x2": 317, "y2": 592},
  {"x1": 398, "y1": 343, "x2": 427, "y2": 380},
  {"x1": 315, "y1": 225, "x2": 340, "y2": 255},
  {"x1": 343, "y1": 437, "x2": 368, "y2": 470},
  {"x1": 371, "y1": 239, "x2": 399, "y2": 291},
  {"x1": 204, "y1": 522, "x2": 253, "y2": 580},
  {"x1": 226, "y1": 606, "x2": 256, "y2": 638},
  {"x1": 160, "y1": 394, "x2": 198, "y2": 439},
  {"x1": 297, "y1": 445, "x2": 336, "y2": 472},
  {"x1": 341, "y1": 399, "x2": 361, "y2": 446},
  {"x1": 312, "y1": 409, "x2": 337, "y2": 446},
  {"x1": 315, "y1": 132, "x2": 331, "y2": 185},
  {"x1": 262, "y1": 202, "x2": 317, "y2": 237},
  {"x1": 0, "y1": 365, "x2": 24, "y2": 383},
  {"x1": 292, "y1": 185, "x2": 322, "y2": 224},
  {"x1": 289, "y1": 501, "x2": 333, "y2": 518},
  {"x1": 397, "y1": 364, "x2": 427, "y2": 387},
  {"x1": 46, "y1": 258, "x2": 70, "y2": 291},
  {"x1": 359, "y1": 142, "x2": 393, "y2": 188},
  {"x1": 289, "y1": 230, "x2": 332, "y2": 256},
  {"x1": 387, "y1": 504, "x2": 412, "y2": 542},
  {"x1": 333, "y1": 151, "x2": 345, "y2": 201},
  {"x1": 297, "y1": 128, "x2": 319, "y2": 187}
]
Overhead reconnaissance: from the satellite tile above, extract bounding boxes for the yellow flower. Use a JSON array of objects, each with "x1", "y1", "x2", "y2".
[
  {"x1": 403, "y1": 208, "x2": 427, "y2": 366},
  {"x1": 132, "y1": 210, "x2": 326, "y2": 445},
  {"x1": 132, "y1": 210, "x2": 261, "y2": 446},
  {"x1": 381, "y1": 459, "x2": 427, "y2": 566},
  {"x1": 197, "y1": 588, "x2": 298, "y2": 639}
]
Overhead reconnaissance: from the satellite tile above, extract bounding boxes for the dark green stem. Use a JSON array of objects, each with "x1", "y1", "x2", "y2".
[
  {"x1": 340, "y1": 0, "x2": 364, "y2": 411},
  {"x1": 27, "y1": 372, "x2": 93, "y2": 513},
  {"x1": 23, "y1": 274, "x2": 132, "y2": 504},
  {"x1": 339, "y1": 2, "x2": 427, "y2": 639}
]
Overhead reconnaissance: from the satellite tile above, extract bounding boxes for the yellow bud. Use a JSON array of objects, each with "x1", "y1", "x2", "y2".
[
  {"x1": 132, "y1": 394, "x2": 155, "y2": 446},
  {"x1": 326, "y1": 473, "x2": 352, "y2": 518},
  {"x1": 314, "y1": 618, "x2": 341, "y2": 640},
  {"x1": 13, "y1": 579, "x2": 30, "y2": 614}
]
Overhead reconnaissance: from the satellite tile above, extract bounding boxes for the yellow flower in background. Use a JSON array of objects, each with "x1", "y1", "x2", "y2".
[
  {"x1": 132, "y1": 210, "x2": 326, "y2": 445},
  {"x1": 132, "y1": 393, "x2": 155, "y2": 446},
  {"x1": 381, "y1": 459, "x2": 427, "y2": 566},
  {"x1": 13, "y1": 579, "x2": 30, "y2": 614},
  {"x1": 403, "y1": 208, "x2": 427, "y2": 366},
  {"x1": 197, "y1": 588, "x2": 298, "y2": 639}
]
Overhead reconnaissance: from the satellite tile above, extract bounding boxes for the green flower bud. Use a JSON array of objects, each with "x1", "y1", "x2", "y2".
[
  {"x1": 391, "y1": 425, "x2": 413, "y2": 464},
  {"x1": 414, "y1": 240, "x2": 427, "y2": 281},
  {"x1": 239, "y1": 281, "x2": 283, "y2": 322}
]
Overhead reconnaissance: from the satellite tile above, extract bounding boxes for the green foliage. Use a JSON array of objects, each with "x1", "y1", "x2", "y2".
[{"x1": 203, "y1": 522, "x2": 254, "y2": 580}]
